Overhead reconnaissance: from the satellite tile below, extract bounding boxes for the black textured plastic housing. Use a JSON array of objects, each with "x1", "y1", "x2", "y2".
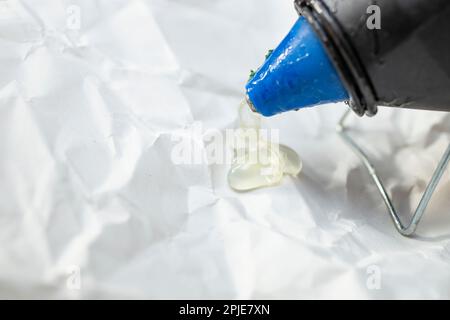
[{"x1": 295, "y1": 0, "x2": 450, "y2": 116}]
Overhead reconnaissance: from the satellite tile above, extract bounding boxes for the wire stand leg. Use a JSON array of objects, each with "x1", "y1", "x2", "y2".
[{"x1": 337, "y1": 109, "x2": 450, "y2": 236}]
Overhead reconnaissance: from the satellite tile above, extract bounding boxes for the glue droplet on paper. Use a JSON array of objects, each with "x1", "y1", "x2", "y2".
[{"x1": 228, "y1": 100, "x2": 302, "y2": 191}]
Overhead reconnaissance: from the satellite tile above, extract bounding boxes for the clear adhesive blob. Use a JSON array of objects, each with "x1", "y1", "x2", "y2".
[{"x1": 228, "y1": 100, "x2": 302, "y2": 191}]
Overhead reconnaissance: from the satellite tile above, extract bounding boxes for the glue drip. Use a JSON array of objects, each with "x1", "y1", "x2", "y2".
[{"x1": 228, "y1": 100, "x2": 302, "y2": 191}]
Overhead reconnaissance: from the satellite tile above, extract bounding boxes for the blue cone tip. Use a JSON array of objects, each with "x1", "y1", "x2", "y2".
[{"x1": 246, "y1": 17, "x2": 349, "y2": 117}]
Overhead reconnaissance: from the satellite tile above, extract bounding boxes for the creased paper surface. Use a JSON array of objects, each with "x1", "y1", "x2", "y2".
[{"x1": 0, "y1": 0, "x2": 449, "y2": 299}]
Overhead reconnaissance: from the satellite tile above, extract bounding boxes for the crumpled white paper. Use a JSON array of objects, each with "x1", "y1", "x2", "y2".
[{"x1": 1, "y1": 0, "x2": 449, "y2": 299}]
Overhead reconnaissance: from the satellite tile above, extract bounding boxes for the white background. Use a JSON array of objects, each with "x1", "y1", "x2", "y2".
[{"x1": 0, "y1": 0, "x2": 449, "y2": 299}]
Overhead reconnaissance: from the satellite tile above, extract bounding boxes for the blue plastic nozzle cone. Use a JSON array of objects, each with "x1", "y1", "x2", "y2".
[{"x1": 246, "y1": 17, "x2": 349, "y2": 117}]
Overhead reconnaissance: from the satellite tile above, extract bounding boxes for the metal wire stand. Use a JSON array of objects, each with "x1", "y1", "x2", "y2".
[{"x1": 337, "y1": 109, "x2": 450, "y2": 237}]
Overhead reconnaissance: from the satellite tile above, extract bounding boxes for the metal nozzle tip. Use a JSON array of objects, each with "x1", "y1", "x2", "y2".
[{"x1": 246, "y1": 95, "x2": 258, "y2": 113}]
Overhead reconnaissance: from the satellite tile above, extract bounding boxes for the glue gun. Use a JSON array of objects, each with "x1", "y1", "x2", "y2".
[{"x1": 246, "y1": 0, "x2": 450, "y2": 117}]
